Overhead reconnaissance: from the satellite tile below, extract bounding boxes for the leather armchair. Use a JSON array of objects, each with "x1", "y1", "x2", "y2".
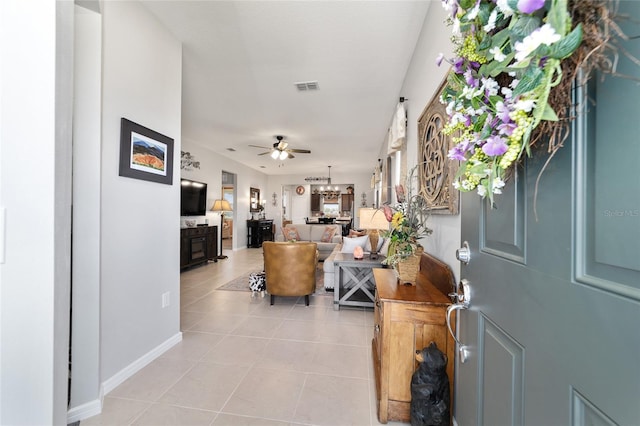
[{"x1": 263, "y1": 241, "x2": 318, "y2": 306}]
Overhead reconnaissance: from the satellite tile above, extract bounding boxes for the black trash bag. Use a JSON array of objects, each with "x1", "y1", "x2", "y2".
[{"x1": 410, "y1": 341, "x2": 450, "y2": 426}]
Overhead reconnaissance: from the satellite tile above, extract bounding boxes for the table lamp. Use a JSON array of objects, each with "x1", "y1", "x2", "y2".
[
  {"x1": 358, "y1": 208, "x2": 389, "y2": 260},
  {"x1": 211, "y1": 199, "x2": 233, "y2": 260}
]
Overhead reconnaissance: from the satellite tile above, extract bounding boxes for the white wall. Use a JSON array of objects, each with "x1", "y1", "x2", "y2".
[
  {"x1": 100, "y1": 0, "x2": 182, "y2": 383},
  {"x1": 69, "y1": 4, "x2": 102, "y2": 419},
  {"x1": 0, "y1": 0, "x2": 73, "y2": 424},
  {"x1": 397, "y1": 4, "x2": 461, "y2": 281}
]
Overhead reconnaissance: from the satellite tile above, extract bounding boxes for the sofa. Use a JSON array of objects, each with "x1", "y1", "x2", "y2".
[{"x1": 275, "y1": 223, "x2": 342, "y2": 261}]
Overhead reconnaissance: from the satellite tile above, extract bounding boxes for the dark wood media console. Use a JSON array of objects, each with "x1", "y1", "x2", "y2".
[{"x1": 180, "y1": 226, "x2": 217, "y2": 270}]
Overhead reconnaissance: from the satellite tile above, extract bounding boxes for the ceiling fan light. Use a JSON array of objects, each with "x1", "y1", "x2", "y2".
[
  {"x1": 270, "y1": 150, "x2": 280, "y2": 160},
  {"x1": 279, "y1": 151, "x2": 288, "y2": 160}
]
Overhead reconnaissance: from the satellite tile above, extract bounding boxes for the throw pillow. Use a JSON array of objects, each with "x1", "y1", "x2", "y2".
[
  {"x1": 283, "y1": 226, "x2": 300, "y2": 241},
  {"x1": 379, "y1": 237, "x2": 391, "y2": 256},
  {"x1": 341, "y1": 235, "x2": 369, "y2": 253},
  {"x1": 320, "y1": 226, "x2": 336, "y2": 243}
]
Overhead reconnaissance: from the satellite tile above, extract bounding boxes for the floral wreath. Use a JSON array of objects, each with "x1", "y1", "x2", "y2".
[{"x1": 438, "y1": 0, "x2": 583, "y2": 205}]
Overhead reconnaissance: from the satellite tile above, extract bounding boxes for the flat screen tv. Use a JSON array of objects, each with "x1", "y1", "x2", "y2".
[{"x1": 181, "y1": 178, "x2": 207, "y2": 216}]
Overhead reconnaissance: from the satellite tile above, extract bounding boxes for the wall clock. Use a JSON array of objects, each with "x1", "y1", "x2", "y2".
[{"x1": 296, "y1": 185, "x2": 305, "y2": 195}]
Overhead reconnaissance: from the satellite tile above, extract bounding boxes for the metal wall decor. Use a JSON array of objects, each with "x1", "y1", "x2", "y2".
[{"x1": 417, "y1": 77, "x2": 459, "y2": 215}]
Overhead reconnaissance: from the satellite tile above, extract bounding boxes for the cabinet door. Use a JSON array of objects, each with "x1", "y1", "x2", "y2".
[
  {"x1": 341, "y1": 194, "x2": 353, "y2": 212},
  {"x1": 310, "y1": 194, "x2": 321, "y2": 211},
  {"x1": 206, "y1": 227, "x2": 217, "y2": 260}
]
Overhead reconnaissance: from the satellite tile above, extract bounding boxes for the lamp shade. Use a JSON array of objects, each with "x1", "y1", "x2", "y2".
[
  {"x1": 211, "y1": 199, "x2": 232, "y2": 212},
  {"x1": 358, "y1": 208, "x2": 389, "y2": 230}
]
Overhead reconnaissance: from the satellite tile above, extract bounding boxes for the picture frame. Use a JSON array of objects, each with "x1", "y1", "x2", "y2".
[{"x1": 119, "y1": 118, "x2": 174, "y2": 185}]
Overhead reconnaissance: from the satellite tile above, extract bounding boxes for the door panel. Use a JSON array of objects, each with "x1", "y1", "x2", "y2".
[
  {"x1": 479, "y1": 315, "x2": 524, "y2": 426},
  {"x1": 455, "y1": 3, "x2": 640, "y2": 424},
  {"x1": 480, "y1": 164, "x2": 526, "y2": 263},
  {"x1": 574, "y1": 66, "x2": 640, "y2": 300}
]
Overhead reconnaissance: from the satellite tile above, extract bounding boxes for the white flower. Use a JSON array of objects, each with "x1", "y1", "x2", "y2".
[
  {"x1": 489, "y1": 46, "x2": 506, "y2": 62},
  {"x1": 515, "y1": 99, "x2": 536, "y2": 112},
  {"x1": 467, "y1": 2, "x2": 480, "y2": 19},
  {"x1": 452, "y1": 18, "x2": 461, "y2": 37},
  {"x1": 514, "y1": 24, "x2": 561, "y2": 63},
  {"x1": 482, "y1": 77, "x2": 499, "y2": 96},
  {"x1": 501, "y1": 87, "x2": 513, "y2": 98},
  {"x1": 484, "y1": 9, "x2": 498, "y2": 32},
  {"x1": 461, "y1": 85, "x2": 480, "y2": 100},
  {"x1": 441, "y1": 0, "x2": 458, "y2": 15},
  {"x1": 453, "y1": 181, "x2": 461, "y2": 190},
  {"x1": 477, "y1": 184, "x2": 487, "y2": 197},
  {"x1": 450, "y1": 112, "x2": 466, "y2": 126},
  {"x1": 446, "y1": 101, "x2": 457, "y2": 115},
  {"x1": 496, "y1": 0, "x2": 514, "y2": 17},
  {"x1": 510, "y1": 79, "x2": 520, "y2": 89},
  {"x1": 492, "y1": 177, "x2": 506, "y2": 194}
]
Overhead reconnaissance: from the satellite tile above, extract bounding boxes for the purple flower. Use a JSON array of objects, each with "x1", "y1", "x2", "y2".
[
  {"x1": 448, "y1": 146, "x2": 467, "y2": 161},
  {"x1": 436, "y1": 53, "x2": 445, "y2": 66},
  {"x1": 464, "y1": 69, "x2": 479, "y2": 88},
  {"x1": 497, "y1": 121, "x2": 516, "y2": 136},
  {"x1": 496, "y1": 101, "x2": 512, "y2": 123},
  {"x1": 482, "y1": 135, "x2": 508, "y2": 156},
  {"x1": 453, "y1": 57, "x2": 465, "y2": 74},
  {"x1": 517, "y1": 0, "x2": 544, "y2": 14}
]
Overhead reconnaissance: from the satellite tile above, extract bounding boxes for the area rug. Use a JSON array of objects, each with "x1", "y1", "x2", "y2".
[{"x1": 218, "y1": 265, "x2": 328, "y2": 296}]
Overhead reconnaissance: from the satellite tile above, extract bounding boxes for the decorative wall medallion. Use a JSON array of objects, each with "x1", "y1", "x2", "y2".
[
  {"x1": 295, "y1": 185, "x2": 305, "y2": 195},
  {"x1": 418, "y1": 77, "x2": 459, "y2": 215},
  {"x1": 180, "y1": 151, "x2": 200, "y2": 171}
]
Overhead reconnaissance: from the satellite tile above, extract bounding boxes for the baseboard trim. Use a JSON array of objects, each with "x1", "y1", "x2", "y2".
[
  {"x1": 102, "y1": 332, "x2": 183, "y2": 395},
  {"x1": 66, "y1": 387, "x2": 103, "y2": 423}
]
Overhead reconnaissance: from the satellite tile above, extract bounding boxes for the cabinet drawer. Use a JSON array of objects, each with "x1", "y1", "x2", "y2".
[{"x1": 389, "y1": 303, "x2": 446, "y2": 325}]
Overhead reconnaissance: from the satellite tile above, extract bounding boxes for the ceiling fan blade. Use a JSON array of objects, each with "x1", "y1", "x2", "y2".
[
  {"x1": 287, "y1": 152, "x2": 295, "y2": 159},
  {"x1": 257, "y1": 151, "x2": 271, "y2": 156},
  {"x1": 288, "y1": 149, "x2": 311, "y2": 154},
  {"x1": 249, "y1": 144, "x2": 272, "y2": 150}
]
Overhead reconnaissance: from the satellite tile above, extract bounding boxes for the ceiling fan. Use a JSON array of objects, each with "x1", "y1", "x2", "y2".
[{"x1": 249, "y1": 135, "x2": 311, "y2": 160}]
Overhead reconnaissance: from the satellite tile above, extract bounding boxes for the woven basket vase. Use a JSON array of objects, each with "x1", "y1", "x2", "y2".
[{"x1": 395, "y1": 245, "x2": 423, "y2": 286}]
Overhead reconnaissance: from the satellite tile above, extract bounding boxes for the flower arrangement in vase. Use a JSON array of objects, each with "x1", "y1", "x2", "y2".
[{"x1": 381, "y1": 166, "x2": 433, "y2": 284}]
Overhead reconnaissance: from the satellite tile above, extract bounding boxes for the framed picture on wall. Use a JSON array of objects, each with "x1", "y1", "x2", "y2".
[{"x1": 119, "y1": 118, "x2": 174, "y2": 185}]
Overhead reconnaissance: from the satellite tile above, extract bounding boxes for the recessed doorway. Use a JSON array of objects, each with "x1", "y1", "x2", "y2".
[{"x1": 221, "y1": 171, "x2": 235, "y2": 253}]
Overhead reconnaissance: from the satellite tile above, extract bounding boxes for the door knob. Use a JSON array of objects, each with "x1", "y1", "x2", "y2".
[
  {"x1": 446, "y1": 279, "x2": 471, "y2": 363},
  {"x1": 456, "y1": 241, "x2": 471, "y2": 264}
]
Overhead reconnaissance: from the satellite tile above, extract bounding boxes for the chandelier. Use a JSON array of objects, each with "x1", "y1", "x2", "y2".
[{"x1": 308, "y1": 166, "x2": 341, "y2": 198}]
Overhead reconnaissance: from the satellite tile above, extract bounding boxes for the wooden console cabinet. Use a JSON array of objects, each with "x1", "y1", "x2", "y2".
[
  {"x1": 372, "y1": 264, "x2": 455, "y2": 424},
  {"x1": 180, "y1": 226, "x2": 217, "y2": 270},
  {"x1": 246, "y1": 219, "x2": 274, "y2": 248}
]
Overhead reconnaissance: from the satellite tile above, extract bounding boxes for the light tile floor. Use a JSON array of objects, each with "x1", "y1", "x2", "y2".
[{"x1": 83, "y1": 248, "x2": 405, "y2": 426}]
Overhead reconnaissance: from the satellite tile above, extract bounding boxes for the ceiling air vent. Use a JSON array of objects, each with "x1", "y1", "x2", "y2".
[
  {"x1": 226, "y1": 148, "x2": 236, "y2": 152},
  {"x1": 294, "y1": 80, "x2": 319, "y2": 91}
]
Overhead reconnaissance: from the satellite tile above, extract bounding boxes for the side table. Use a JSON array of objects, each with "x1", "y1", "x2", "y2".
[{"x1": 333, "y1": 252, "x2": 386, "y2": 310}]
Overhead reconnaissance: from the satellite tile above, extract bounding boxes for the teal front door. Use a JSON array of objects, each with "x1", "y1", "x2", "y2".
[{"x1": 454, "y1": 4, "x2": 640, "y2": 424}]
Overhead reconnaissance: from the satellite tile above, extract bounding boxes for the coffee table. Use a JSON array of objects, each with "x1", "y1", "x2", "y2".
[{"x1": 333, "y1": 252, "x2": 386, "y2": 310}]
